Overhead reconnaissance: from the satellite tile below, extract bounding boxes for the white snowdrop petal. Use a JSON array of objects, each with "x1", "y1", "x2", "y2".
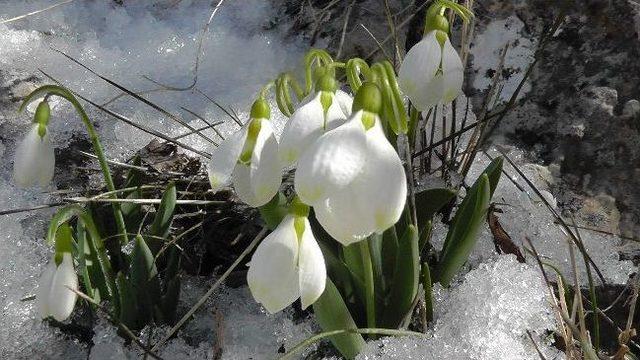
[
  {"x1": 313, "y1": 119, "x2": 406, "y2": 244},
  {"x1": 232, "y1": 164, "x2": 258, "y2": 206},
  {"x1": 248, "y1": 121, "x2": 281, "y2": 206},
  {"x1": 314, "y1": 192, "x2": 372, "y2": 246},
  {"x1": 247, "y1": 215, "x2": 300, "y2": 313},
  {"x1": 13, "y1": 124, "x2": 54, "y2": 188},
  {"x1": 441, "y1": 38, "x2": 464, "y2": 104},
  {"x1": 325, "y1": 96, "x2": 348, "y2": 130},
  {"x1": 279, "y1": 94, "x2": 325, "y2": 167},
  {"x1": 335, "y1": 89, "x2": 354, "y2": 117},
  {"x1": 207, "y1": 125, "x2": 248, "y2": 192},
  {"x1": 294, "y1": 112, "x2": 367, "y2": 205},
  {"x1": 398, "y1": 32, "x2": 442, "y2": 112},
  {"x1": 48, "y1": 254, "x2": 78, "y2": 321},
  {"x1": 298, "y1": 218, "x2": 326, "y2": 309},
  {"x1": 359, "y1": 122, "x2": 407, "y2": 233},
  {"x1": 36, "y1": 261, "x2": 56, "y2": 319}
]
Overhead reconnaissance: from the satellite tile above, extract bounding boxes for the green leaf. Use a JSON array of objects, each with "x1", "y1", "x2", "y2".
[
  {"x1": 76, "y1": 223, "x2": 94, "y2": 300},
  {"x1": 381, "y1": 225, "x2": 419, "y2": 328},
  {"x1": 414, "y1": 188, "x2": 457, "y2": 230},
  {"x1": 484, "y1": 157, "x2": 504, "y2": 198},
  {"x1": 313, "y1": 279, "x2": 366, "y2": 359},
  {"x1": 367, "y1": 233, "x2": 385, "y2": 296},
  {"x1": 422, "y1": 262, "x2": 433, "y2": 323},
  {"x1": 130, "y1": 235, "x2": 161, "y2": 324},
  {"x1": 381, "y1": 226, "x2": 399, "y2": 288},
  {"x1": 438, "y1": 174, "x2": 491, "y2": 287},
  {"x1": 418, "y1": 220, "x2": 433, "y2": 254},
  {"x1": 46, "y1": 205, "x2": 85, "y2": 246},
  {"x1": 150, "y1": 182, "x2": 177, "y2": 240},
  {"x1": 258, "y1": 192, "x2": 288, "y2": 230},
  {"x1": 116, "y1": 272, "x2": 139, "y2": 330},
  {"x1": 440, "y1": 158, "x2": 502, "y2": 259}
]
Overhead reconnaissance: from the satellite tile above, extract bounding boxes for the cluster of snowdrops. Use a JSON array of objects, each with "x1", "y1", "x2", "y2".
[{"x1": 13, "y1": 1, "x2": 500, "y2": 358}]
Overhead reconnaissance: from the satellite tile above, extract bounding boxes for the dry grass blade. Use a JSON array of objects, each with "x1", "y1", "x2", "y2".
[
  {"x1": 336, "y1": 0, "x2": 356, "y2": 59},
  {"x1": 526, "y1": 330, "x2": 548, "y2": 360},
  {"x1": 65, "y1": 197, "x2": 222, "y2": 206},
  {"x1": 39, "y1": 69, "x2": 212, "y2": 158},
  {"x1": 359, "y1": 23, "x2": 393, "y2": 62},
  {"x1": 151, "y1": 227, "x2": 268, "y2": 351},
  {"x1": 0, "y1": 203, "x2": 65, "y2": 216},
  {"x1": 0, "y1": 0, "x2": 74, "y2": 25},
  {"x1": 497, "y1": 148, "x2": 606, "y2": 284},
  {"x1": 50, "y1": 48, "x2": 217, "y2": 146},
  {"x1": 364, "y1": 0, "x2": 432, "y2": 60},
  {"x1": 194, "y1": 88, "x2": 243, "y2": 127}
]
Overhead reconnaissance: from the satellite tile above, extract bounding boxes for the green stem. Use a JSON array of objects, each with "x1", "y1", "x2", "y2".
[
  {"x1": 359, "y1": 239, "x2": 376, "y2": 330},
  {"x1": 21, "y1": 85, "x2": 129, "y2": 244}
]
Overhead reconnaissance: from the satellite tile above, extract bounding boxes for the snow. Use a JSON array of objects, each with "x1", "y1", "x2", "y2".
[
  {"x1": 470, "y1": 15, "x2": 536, "y2": 102},
  {"x1": 430, "y1": 146, "x2": 636, "y2": 285},
  {"x1": 0, "y1": 1, "x2": 635, "y2": 359},
  {"x1": 357, "y1": 256, "x2": 563, "y2": 360},
  {"x1": 0, "y1": 1, "x2": 304, "y2": 358}
]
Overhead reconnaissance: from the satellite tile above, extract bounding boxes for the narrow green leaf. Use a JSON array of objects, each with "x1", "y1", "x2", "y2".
[
  {"x1": 130, "y1": 235, "x2": 161, "y2": 324},
  {"x1": 116, "y1": 272, "x2": 139, "y2": 330},
  {"x1": 368, "y1": 233, "x2": 385, "y2": 295},
  {"x1": 382, "y1": 225, "x2": 419, "y2": 328},
  {"x1": 150, "y1": 182, "x2": 177, "y2": 239},
  {"x1": 381, "y1": 226, "x2": 399, "y2": 289},
  {"x1": 313, "y1": 279, "x2": 366, "y2": 359},
  {"x1": 440, "y1": 158, "x2": 502, "y2": 258},
  {"x1": 414, "y1": 188, "x2": 457, "y2": 230},
  {"x1": 438, "y1": 175, "x2": 491, "y2": 287},
  {"x1": 422, "y1": 262, "x2": 433, "y2": 323},
  {"x1": 418, "y1": 220, "x2": 433, "y2": 255}
]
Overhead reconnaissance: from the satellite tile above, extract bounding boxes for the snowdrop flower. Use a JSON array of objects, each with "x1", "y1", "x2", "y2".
[
  {"x1": 279, "y1": 73, "x2": 352, "y2": 167},
  {"x1": 247, "y1": 200, "x2": 326, "y2": 313},
  {"x1": 207, "y1": 98, "x2": 281, "y2": 207},
  {"x1": 13, "y1": 101, "x2": 55, "y2": 187},
  {"x1": 398, "y1": 29, "x2": 463, "y2": 112},
  {"x1": 37, "y1": 252, "x2": 79, "y2": 321},
  {"x1": 295, "y1": 83, "x2": 407, "y2": 245}
]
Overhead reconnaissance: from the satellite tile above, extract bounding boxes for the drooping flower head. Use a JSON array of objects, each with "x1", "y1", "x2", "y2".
[
  {"x1": 13, "y1": 100, "x2": 55, "y2": 187},
  {"x1": 207, "y1": 97, "x2": 282, "y2": 207},
  {"x1": 279, "y1": 67, "x2": 352, "y2": 168},
  {"x1": 295, "y1": 83, "x2": 407, "y2": 245},
  {"x1": 398, "y1": 3, "x2": 464, "y2": 112},
  {"x1": 37, "y1": 225, "x2": 78, "y2": 321},
  {"x1": 247, "y1": 197, "x2": 326, "y2": 313}
]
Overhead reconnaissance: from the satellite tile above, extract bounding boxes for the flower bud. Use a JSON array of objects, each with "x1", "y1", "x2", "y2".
[
  {"x1": 239, "y1": 118, "x2": 263, "y2": 164},
  {"x1": 34, "y1": 101, "x2": 51, "y2": 126},
  {"x1": 250, "y1": 98, "x2": 271, "y2": 120},
  {"x1": 352, "y1": 82, "x2": 382, "y2": 115}
]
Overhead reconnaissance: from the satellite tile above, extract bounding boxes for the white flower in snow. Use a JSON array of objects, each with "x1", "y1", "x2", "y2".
[
  {"x1": 398, "y1": 30, "x2": 463, "y2": 112},
  {"x1": 207, "y1": 99, "x2": 281, "y2": 207},
  {"x1": 279, "y1": 78, "x2": 353, "y2": 167},
  {"x1": 13, "y1": 102, "x2": 55, "y2": 187},
  {"x1": 247, "y1": 214, "x2": 326, "y2": 313},
  {"x1": 37, "y1": 253, "x2": 79, "y2": 321},
  {"x1": 295, "y1": 83, "x2": 407, "y2": 245}
]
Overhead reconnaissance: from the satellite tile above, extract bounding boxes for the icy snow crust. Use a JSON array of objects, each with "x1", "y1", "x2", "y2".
[
  {"x1": 358, "y1": 256, "x2": 563, "y2": 360},
  {"x1": 0, "y1": 1, "x2": 635, "y2": 359}
]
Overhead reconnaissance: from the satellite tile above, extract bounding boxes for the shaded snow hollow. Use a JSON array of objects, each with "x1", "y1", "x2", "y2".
[{"x1": 0, "y1": 1, "x2": 635, "y2": 359}]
